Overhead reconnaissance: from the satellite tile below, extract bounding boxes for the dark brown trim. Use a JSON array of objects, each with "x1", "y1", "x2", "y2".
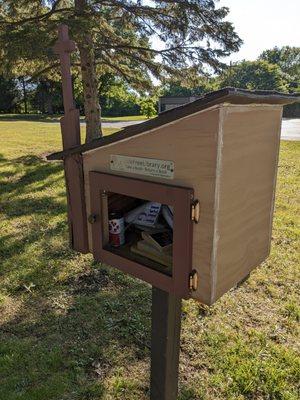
[
  {"x1": 89, "y1": 172, "x2": 194, "y2": 298},
  {"x1": 47, "y1": 87, "x2": 300, "y2": 161},
  {"x1": 150, "y1": 287, "x2": 182, "y2": 400},
  {"x1": 64, "y1": 154, "x2": 89, "y2": 253}
]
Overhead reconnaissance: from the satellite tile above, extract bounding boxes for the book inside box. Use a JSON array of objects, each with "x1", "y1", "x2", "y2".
[{"x1": 102, "y1": 192, "x2": 174, "y2": 276}]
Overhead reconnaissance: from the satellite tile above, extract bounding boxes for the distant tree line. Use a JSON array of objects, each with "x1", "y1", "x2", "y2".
[
  {"x1": 161, "y1": 46, "x2": 300, "y2": 117},
  {"x1": 0, "y1": 46, "x2": 299, "y2": 117},
  {"x1": 0, "y1": 73, "x2": 143, "y2": 116}
]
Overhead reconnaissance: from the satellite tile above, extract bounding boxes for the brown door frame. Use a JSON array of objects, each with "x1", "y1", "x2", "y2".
[{"x1": 89, "y1": 171, "x2": 194, "y2": 298}]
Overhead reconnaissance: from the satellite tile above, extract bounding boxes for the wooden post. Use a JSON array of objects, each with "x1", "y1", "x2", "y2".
[
  {"x1": 53, "y1": 24, "x2": 80, "y2": 150},
  {"x1": 151, "y1": 287, "x2": 182, "y2": 400},
  {"x1": 53, "y1": 25, "x2": 89, "y2": 253}
]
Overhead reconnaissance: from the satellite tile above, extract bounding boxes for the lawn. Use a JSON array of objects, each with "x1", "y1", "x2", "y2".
[
  {"x1": 0, "y1": 120, "x2": 299, "y2": 400},
  {"x1": 0, "y1": 114, "x2": 149, "y2": 123}
]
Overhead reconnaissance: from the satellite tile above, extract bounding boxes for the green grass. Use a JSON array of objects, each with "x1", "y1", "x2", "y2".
[
  {"x1": 0, "y1": 120, "x2": 299, "y2": 400},
  {"x1": 101, "y1": 115, "x2": 150, "y2": 122},
  {"x1": 0, "y1": 114, "x2": 150, "y2": 123}
]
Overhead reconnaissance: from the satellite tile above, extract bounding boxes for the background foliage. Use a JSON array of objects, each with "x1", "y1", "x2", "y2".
[{"x1": 0, "y1": 45, "x2": 298, "y2": 117}]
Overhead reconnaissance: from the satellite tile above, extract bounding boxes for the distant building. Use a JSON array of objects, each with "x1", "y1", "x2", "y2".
[{"x1": 158, "y1": 96, "x2": 201, "y2": 113}]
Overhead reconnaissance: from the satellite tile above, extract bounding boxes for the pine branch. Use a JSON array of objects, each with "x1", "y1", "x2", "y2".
[
  {"x1": 0, "y1": 1, "x2": 71, "y2": 27},
  {"x1": 27, "y1": 61, "x2": 61, "y2": 81},
  {"x1": 95, "y1": 43, "x2": 185, "y2": 54}
]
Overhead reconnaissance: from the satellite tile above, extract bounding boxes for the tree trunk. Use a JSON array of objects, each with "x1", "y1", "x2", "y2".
[
  {"x1": 21, "y1": 77, "x2": 28, "y2": 114},
  {"x1": 45, "y1": 94, "x2": 54, "y2": 114},
  {"x1": 75, "y1": 0, "x2": 102, "y2": 143}
]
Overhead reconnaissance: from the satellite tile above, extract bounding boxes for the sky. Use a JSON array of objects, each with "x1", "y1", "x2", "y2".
[
  {"x1": 149, "y1": 0, "x2": 299, "y2": 63},
  {"x1": 218, "y1": 0, "x2": 300, "y2": 62}
]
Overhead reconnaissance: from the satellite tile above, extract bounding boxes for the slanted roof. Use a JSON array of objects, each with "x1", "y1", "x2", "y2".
[{"x1": 47, "y1": 87, "x2": 300, "y2": 161}]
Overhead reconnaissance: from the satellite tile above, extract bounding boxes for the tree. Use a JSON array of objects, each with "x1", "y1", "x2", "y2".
[
  {"x1": 259, "y1": 46, "x2": 300, "y2": 77},
  {"x1": 0, "y1": 76, "x2": 20, "y2": 113},
  {"x1": 219, "y1": 60, "x2": 288, "y2": 92},
  {"x1": 139, "y1": 97, "x2": 157, "y2": 119},
  {"x1": 162, "y1": 74, "x2": 218, "y2": 97},
  {"x1": 74, "y1": 0, "x2": 102, "y2": 138},
  {"x1": 32, "y1": 79, "x2": 63, "y2": 114},
  {"x1": 162, "y1": 81, "x2": 194, "y2": 97},
  {"x1": 0, "y1": 0, "x2": 242, "y2": 142},
  {"x1": 100, "y1": 76, "x2": 140, "y2": 116},
  {"x1": 259, "y1": 46, "x2": 300, "y2": 91},
  {"x1": 19, "y1": 76, "x2": 28, "y2": 113}
]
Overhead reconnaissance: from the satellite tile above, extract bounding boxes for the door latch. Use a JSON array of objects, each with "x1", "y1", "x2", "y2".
[{"x1": 191, "y1": 200, "x2": 200, "y2": 223}]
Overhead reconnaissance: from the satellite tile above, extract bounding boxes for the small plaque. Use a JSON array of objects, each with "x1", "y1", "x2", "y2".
[{"x1": 110, "y1": 155, "x2": 174, "y2": 179}]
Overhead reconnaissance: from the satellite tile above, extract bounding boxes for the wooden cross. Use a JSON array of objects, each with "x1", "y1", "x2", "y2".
[{"x1": 53, "y1": 24, "x2": 80, "y2": 150}]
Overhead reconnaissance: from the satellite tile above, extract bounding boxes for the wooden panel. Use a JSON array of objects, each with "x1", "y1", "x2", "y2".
[
  {"x1": 64, "y1": 154, "x2": 89, "y2": 253},
  {"x1": 83, "y1": 107, "x2": 221, "y2": 304},
  {"x1": 212, "y1": 106, "x2": 282, "y2": 302}
]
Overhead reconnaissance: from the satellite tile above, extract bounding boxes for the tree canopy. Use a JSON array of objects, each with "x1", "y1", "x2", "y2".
[
  {"x1": 259, "y1": 46, "x2": 300, "y2": 91},
  {"x1": 0, "y1": 0, "x2": 242, "y2": 80},
  {"x1": 161, "y1": 75, "x2": 218, "y2": 97},
  {"x1": 219, "y1": 60, "x2": 289, "y2": 92},
  {"x1": 0, "y1": 0, "x2": 242, "y2": 141},
  {"x1": 259, "y1": 46, "x2": 300, "y2": 77}
]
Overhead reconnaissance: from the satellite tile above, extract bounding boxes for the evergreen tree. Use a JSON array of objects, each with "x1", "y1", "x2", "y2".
[{"x1": 0, "y1": 0, "x2": 242, "y2": 142}]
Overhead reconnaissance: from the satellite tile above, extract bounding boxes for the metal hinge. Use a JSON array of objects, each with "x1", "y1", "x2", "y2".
[
  {"x1": 191, "y1": 200, "x2": 200, "y2": 223},
  {"x1": 189, "y1": 270, "x2": 199, "y2": 291}
]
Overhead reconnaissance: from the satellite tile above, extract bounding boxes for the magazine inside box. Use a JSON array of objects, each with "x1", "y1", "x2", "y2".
[{"x1": 101, "y1": 191, "x2": 174, "y2": 277}]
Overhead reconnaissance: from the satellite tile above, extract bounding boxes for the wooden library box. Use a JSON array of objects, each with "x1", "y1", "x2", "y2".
[{"x1": 48, "y1": 88, "x2": 300, "y2": 305}]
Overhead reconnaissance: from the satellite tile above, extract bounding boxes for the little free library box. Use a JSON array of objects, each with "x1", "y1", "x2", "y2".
[{"x1": 48, "y1": 87, "x2": 299, "y2": 305}]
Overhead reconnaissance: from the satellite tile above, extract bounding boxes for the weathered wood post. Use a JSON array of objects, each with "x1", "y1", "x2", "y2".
[
  {"x1": 151, "y1": 288, "x2": 182, "y2": 400},
  {"x1": 53, "y1": 25, "x2": 80, "y2": 150},
  {"x1": 53, "y1": 25, "x2": 89, "y2": 253}
]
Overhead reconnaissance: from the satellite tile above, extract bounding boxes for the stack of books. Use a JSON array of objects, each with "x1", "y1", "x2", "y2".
[{"x1": 130, "y1": 230, "x2": 173, "y2": 267}]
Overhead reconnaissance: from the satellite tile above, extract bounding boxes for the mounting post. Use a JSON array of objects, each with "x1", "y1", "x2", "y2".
[{"x1": 151, "y1": 287, "x2": 182, "y2": 400}]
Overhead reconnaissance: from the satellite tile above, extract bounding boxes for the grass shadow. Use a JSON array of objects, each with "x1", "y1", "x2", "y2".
[{"x1": 0, "y1": 151, "x2": 153, "y2": 399}]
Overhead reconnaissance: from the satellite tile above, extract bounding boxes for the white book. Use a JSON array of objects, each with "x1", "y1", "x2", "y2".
[{"x1": 125, "y1": 202, "x2": 161, "y2": 227}]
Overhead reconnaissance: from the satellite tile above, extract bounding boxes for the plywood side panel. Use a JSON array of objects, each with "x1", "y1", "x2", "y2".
[
  {"x1": 83, "y1": 108, "x2": 221, "y2": 304},
  {"x1": 212, "y1": 106, "x2": 282, "y2": 302}
]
